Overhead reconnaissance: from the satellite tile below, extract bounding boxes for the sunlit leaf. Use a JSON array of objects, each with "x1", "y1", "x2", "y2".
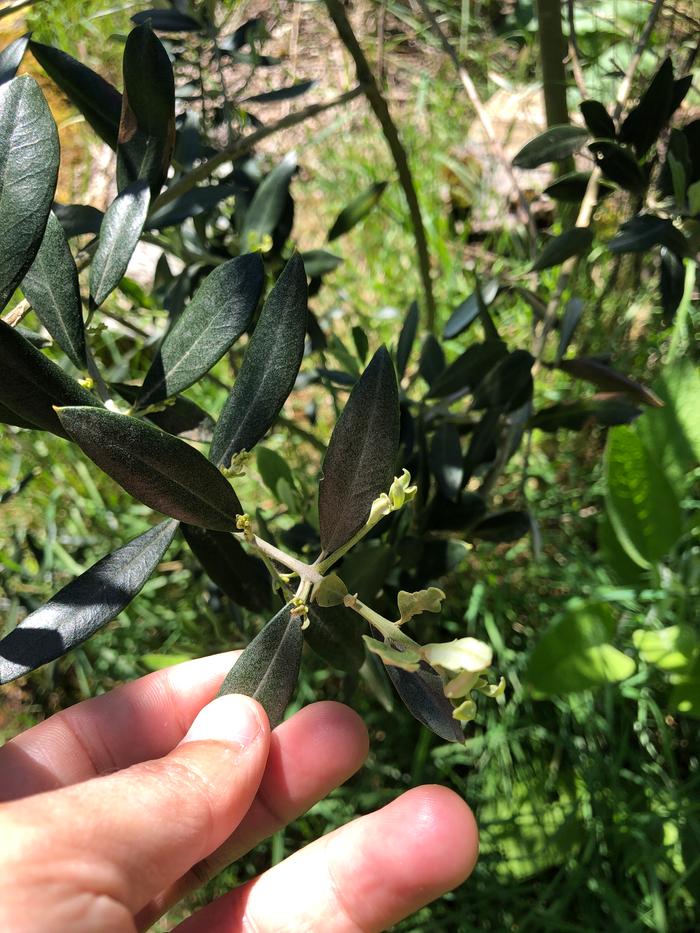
[
  {"x1": 90, "y1": 180, "x2": 150, "y2": 308},
  {"x1": 328, "y1": 181, "x2": 388, "y2": 241}
]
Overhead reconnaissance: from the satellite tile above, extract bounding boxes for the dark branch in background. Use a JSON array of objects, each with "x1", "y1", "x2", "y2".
[
  {"x1": 323, "y1": 0, "x2": 437, "y2": 333},
  {"x1": 566, "y1": 0, "x2": 588, "y2": 98},
  {"x1": 536, "y1": 0, "x2": 570, "y2": 128},
  {"x1": 412, "y1": 0, "x2": 538, "y2": 256}
]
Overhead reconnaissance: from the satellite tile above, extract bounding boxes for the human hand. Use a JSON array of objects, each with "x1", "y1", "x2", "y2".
[{"x1": 0, "y1": 653, "x2": 478, "y2": 931}]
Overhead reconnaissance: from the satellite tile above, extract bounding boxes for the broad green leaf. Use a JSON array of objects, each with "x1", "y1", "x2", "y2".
[
  {"x1": 632, "y1": 626, "x2": 698, "y2": 673},
  {"x1": 669, "y1": 663, "x2": 700, "y2": 719},
  {"x1": 117, "y1": 25, "x2": 175, "y2": 197},
  {"x1": 53, "y1": 202, "x2": 104, "y2": 238},
  {"x1": 609, "y1": 214, "x2": 687, "y2": 256},
  {"x1": 470, "y1": 510, "x2": 531, "y2": 543},
  {"x1": 328, "y1": 181, "x2": 388, "y2": 241},
  {"x1": 472, "y1": 349, "x2": 533, "y2": 411},
  {"x1": 20, "y1": 212, "x2": 86, "y2": 369},
  {"x1": 419, "y1": 334, "x2": 445, "y2": 386},
  {"x1": 314, "y1": 573, "x2": 348, "y2": 608},
  {"x1": 30, "y1": 40, "x2": 122, "y2": 148},
  {"x1": 241, "y1": 152, "x2": 297, "y2": 249},
  {"x1": 605, "y1": 425, "x2": 683, "y2": 568},
  {"x1": 90, "y1": 180, "x2": 150, "y2": 308},
  {"x1": 57, "y1": 406, "x2": 242, "y2": 530},
  {"x1": 443, "y1": 278, "x2": 499, "y2": 340},
  {"x1": 131, "y1": 9, "x2": 201, "y2": 31},
  {"x1": 527, "y1": 601, "x2": 635, "y2": 695},
  {"x1": 429, "y1": 423, "x2": 463, "y2": 499},
  {"x1": 146, "y1": 184, "x2": 237, "y2": 230},
  {"x1": 299, "y1": 249, "x2": 342, "y2": 278},
  {"x1": 0, "y1": 34, "x2": 29, "y2": 85},
  {"x1": 0, "y1": 520, "x2": 177, "y2": 685},
  {"x1": 619, "y1": 57, "x2": 674, "y2": 157},
  {"x1": 427, "y1": 340, "x2": 507, "y2": 399},
  {"x1": 530, "y1": 396, "x2": 639, "y2": 432},
  {"x1": 242, "y1": 80, "x2": 315, "y2": 104},
  {"x1": 318, "y1": 347, "x2": 400, "y2": 555},
  {"x1": 396, "y1": 299, "x2": 419, "y2": 378},
  {"x1": 181, "y1": 524, "x2": 271, "y2": 613},
  {"x1": 558, "y1": 357, "x2": 662, "y2": 408},
  {"x1": 532, "y1": 227, "x2": 593, "y2": 271},
  {"x1": 0, "y1": 75, "x2": 59, "y2": 311},
  {"x1": 210, "y1": 254, "x2": 308, "y2": 467},
  {"x1": 305, "y1": 603, "x2": 365, "y2": 672},
  {"x1": 397, "y1": 587, "x2": 445, "y2": 625},
  {"x1": 579, "y1": 99, "x2": 616, "y2": 139},
  {"x1": 218, "y1": 604, "x2": 303, "y2": 728},
  {"x1": 513, "y1": 125, "x2": 589, "y2": 169},
  {"x1": 0, "y1": 320, "x2": 98, "y2": 436},
  {"x1": 598, "y1": 514, "x2": 645, "y2": 586},
  {"x1": 589, "y1": 141, "x2": 647, "y2": 193},
  {"x1": 385, "y1": 662, "x2": 464, "y2": 742},
  {"x1": 364, "y1": 636, "x2": 421, "y2": 671},
  {"x1": 137, "y1": 254, "x2": 264, "y2": 407}
]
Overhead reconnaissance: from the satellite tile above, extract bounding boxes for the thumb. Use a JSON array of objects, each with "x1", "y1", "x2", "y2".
[{"x1": 2, "y1": 694, "x2": 270, "y2": 918}]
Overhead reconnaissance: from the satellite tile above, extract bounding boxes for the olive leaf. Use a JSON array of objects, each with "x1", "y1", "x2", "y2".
[
  {"x1": 472, "y1": 349, "x2": 534, "y2": 412},
  {"x1": 328, "y1": 181, "x2": 388, "y2": 241},
  {"x1": 53, "y1": 202, "x2": 105, "y2": 238},
  {"x1": 318, "y1": 346, "x2": 400, "y2": 555},
  {"x1": 117, "y1": 25, "x2": 175, "y2": 197},
  {"x1": 241, "y1": 152, "x2": 297, "y2": 249},
  {"x1": 90, "y1": 180, "x2": 150, "y2": 308},
  {"x1": 513, "y1": 125, "x2": 589, "y2": 169},
  {"x1": 589, "y1": 141, "x2": 647, "y2": 193},
  {"x1": 137, "y1": 253, "x2": 265, "y2": 407},
  {"x1": 210, "y1": 253, "x2": 308, "y2": 467},
  {"x1": 364, "y1": 636, "x2": 421, "y2": 671},
  {"x1": 470, "y1": 510, "x2": 531, "y2": 543},
  {"x1": 0, "y1": 34, "x2": 29, "y2": 85},
  {"x1": 314, "y1": 573, "x2": 348, "y2": 607},
  {"x1": 131, "y1": 9, "x2": 201, "y2": 32},
  {"x1": 619, "y1": 57, "x2": 674, "y2": 158},
  {"x1": 429, "y1": 423, "x2": 463, "y2": 500},
  {"x1": 426, "y1": 340, "x2": 507, "y2": 400},
  {"x1": 422, "y1": 637, "x2": 493, "y2": 672},
  {"x1": 530, "y1": 396, "x2": 640, "y2": 432},
  {"x1": 532, "y1": 227, "x2": 593, "y2": 271},
  {"x1": 397, "y1": 587, "x2": 446, "y2": 625},
  {"x1": 304, "y1": 603, "x2": 365, "y2": 672},
  {"x1": 579, "y1": 99, "x2": 616, "y2": 140},
  {"x1": 0, "y1": 520, "x2": 178, "y2": 685},
  {"x1": 608, "y1": 215, "x2": 686, "y2": 256},
  {"x1": 146, "y1": 183, "x2": 237, "y2": 230},
  {"x1": 181, "y1": 524, "x2": 271, "y2": 613},
  {"x1": 385, "y1": 661, "x2": 465, "y2": 742},
  {"x1": 242, "y1": 80, "x2": 315, "y2": 104},
  {"x1": 419, "y1": 334, "x2": 445, "y2": 386},
  {"x1": 56, "y1": 406, "x2": 242, "y2": 530},
  {"x1": 20, "y1": 212, "x2": 86, "y2": 369},
  {"x1": 443, "y1": 279, "x2": 499, "y2": 340},
  {"x1": 0, "y1": 320, "x2": 98, "y2": 435},
  {"x1": 0, "y1": 75, "x2": 60, "y2": 312},
  {"x1": 29, "y1": 40, "x2": 122, "y2": 149},
  {"x1": 558, "y1": 357, "x2": 663, "y2": 408},
  {"x1": 396, "y1": 299, "x2": 419, "y2": 378},
  {"x1": 218, "y1": 604, "x2": 303, "y2": 728}
]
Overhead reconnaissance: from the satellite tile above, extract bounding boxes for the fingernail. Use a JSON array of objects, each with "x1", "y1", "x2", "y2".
[{"x1": 180, "y1": 694, "x2": 264, "y2": 750}]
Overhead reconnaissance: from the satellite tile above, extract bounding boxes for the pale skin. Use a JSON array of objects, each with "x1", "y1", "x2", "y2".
[{"x1": 0, "y1": 652, "x2": 479, "y2": 932}]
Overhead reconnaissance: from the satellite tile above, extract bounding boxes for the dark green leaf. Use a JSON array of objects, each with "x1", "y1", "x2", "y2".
[
  {"x1": 544, "y1": 171, "x2": 614, "y2": 203},
  {"x1": 396, "y1": 300, "x2": 419, "y2": 378},
  {"x1": 579, "y1": 100, "x2": 616, "y2": 139},
  {"x1": 470, "y1": 510, "x2": 530, "y2": 543},
  {"x1": 29, "y1": 40, "x2": 122, "y2": 149},
  {"x1": 53, "y1": 202, "x2": 104, "y2": 238},
  {"x1": 472, "y1": 350, "x2": 534, "y2": 412},
  {"x1": 299, "y1": 249, "x2": 342, "y2": 278},
  {"x1": 556, "y1": 297, "x2": 584, "y2": 362},
  {"x1": 430, "y1": 423, "x2": 463, "y2": 500},
  {"x1": 20, "y1": 212, "x2": 85, "y2": 368},
  {"x1": 512, "y1": 125, "x2": 589, "y2": 169},
  {"x1": 418, "y1": 334, "x2": 445, "y2": 387},
  {"x1": 210, "y1": 254, "x2": 308, "y2": 467},
  {"x1": 305, "y1": 603, "x2": 365, "y2": 672},
  {"x1": 428, "y1": 492, "x2": 487, "y2": 532},
  {"x1": 558, "y1": 357, "x2": 663, "y2": 408},
  {"x1": 241, "y1": 152, "x2": 297, "y2": 249},
  {"x1": 257, "y1": 446, "x2": 295, "y2": 498},
  {"x1": 218, "y1": 604, "x2": 303, "y2": 728},
  {"x1": 0, "y1": 400, "x2": 36, "y2": 429},
  {"x1": 532, "y1": 227, "x2": 593, "y2": 271},
  {"x1": 443, "y1": 278, "x2": 499, "y2": 340},
  {"x1": 0, "y1": 75, "x2": 59, "y2": 312},
  {"x1": 341, "y1": 540, "x2": 395, "y2": 601},
  {"x1": 90, "y1": 180, "x2": 150, "y2": 308},
  {"x1": 589, "y1": 141, "x2": 647, "y2": 193},
  {"x1": 0, "y1": 34, "x2": 29, "y2": 85},
  {"x1": 114, "y1": 385, "x2": 214, "y2": 442},
  {"x1": 131, "y1": 10, "x2": 201, "y2": 31},
  {"x1": 0, "y1": 520, "x2": 177, "y2": 685},
  {"x1": 146, "y1": 184, "x2": 237, "y2": 230},
  {"x1": 608, "y1": 214, "x2": 686, "y2": 256},
  {"x1": 328, "y1": 181, "x2": 388, "y2": 241},
  {"x1": 660, "y1": 247, "x2": 685, "y2": 318},
  {"x1": 181, "y1": 524, "x2": 271, "y2": 612},
  {"x1": 619, "y1": 57, "x2": 674, "y2": 157},
  {"x1": 668, "y1": 75, "x2": 693, "y2": 120},
  {"x1": 319, "y1": 347, "x2": 399, "y2": 555},
  {"x1": 117, "y1": 25, "x2": 175, "y2": 197},
  {"x1": 57, "y1": 406, "x2": 242, "y2": 530},
  {"x1": 0, "y1": 320, "x2": 98, "y2": 435},
  {"x1": 242, "y1": 80, "x2": 315, "y2": 104},
  {"x1": 137, "y1": 253, "x2": 264, "y2": 407},
  {"x1": 463, "y1": 410, "x2": 500, "y2": 482},
  {"x1": 385, "y1": 661, "x2": 464, "y2": 743},
  {"x1": 530, "y1": 396, "x2": 640, "y2": 432},
  {"x1": 427, "y1": 341, "x2": 508, "y2": 400},
  {"x1": 352, "y1": 326, "x2": 369, "y2": 365},
  {"x1": 605, "y1": 425, "x2": 683, "y2": 567}
]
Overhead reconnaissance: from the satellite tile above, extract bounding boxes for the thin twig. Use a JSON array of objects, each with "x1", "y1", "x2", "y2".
[
  {"x1": 566, "y1": 0, "x2": 588, "y2": 99},
  {"x1": 323, "y1": 0, "x2": 437, "y2": 332},
  {"x1": 412, "y1": 0, "x2": 537, "y2": 255}
]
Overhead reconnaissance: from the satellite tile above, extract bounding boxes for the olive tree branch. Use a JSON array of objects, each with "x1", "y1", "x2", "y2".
[
  {"x1": 323, "y1": 0, "x2": 437, "y2": 332},
  {"x1": 236, "y1": 532, "x2": 323, "y2": 583}
]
